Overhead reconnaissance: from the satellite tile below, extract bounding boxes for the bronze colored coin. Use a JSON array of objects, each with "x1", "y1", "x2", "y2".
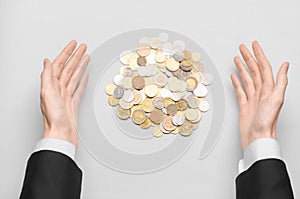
[
  {"x1": 116, "y1": 106, "x2": 131, "y2": 120},
  {"x1": 166, "y1": 104, "x2": 178, "y2": 116},
  {"x1": 105, "y1": 83, "x2": 116, "y2": 95},
  {"x1": 182, "y1": 50, "x2": 192, "y2": 60},
  {"x1": 179, "y1": 121, "x2": 193, "y2": 136},
  {"x1": 163, "y1": 97, "x2": 175, "y2": 108},
  {"x1": 140, "y1": 117, "x2": 151, "y2": 129},
  {"x1": 132, "y1": 76, "x2": 145, "y2": 90},
  {"x1": 149, "y1": 109, "x2": 163, "y2": 124},
  {"x1": 132, "y1": 109, "x2": 146, "y2": 124},
  {"x1": 152, "y1": 125, "x2": 163, "y2": 137},
  {"x1": 136, "y1": 43, "x2": 151, "y2": 57},
  {"x1": 141, "y1": 98, "x2": 154, "y2": 112},
  {"x1": 108, "y1": 96, "x2": 119, "y2": 106},
  {"x1": 137, "y1": 56, "x2": 147, "y2": 66},
  {"x1": 176, "y1": 99, "x2": 188, "y2": 111},
  {"x1": 186, "y1": 76, "x2": 198, "y2": 91},
  {"x1": 163, "y1": 116, "x2": 177, "y2": 131}
]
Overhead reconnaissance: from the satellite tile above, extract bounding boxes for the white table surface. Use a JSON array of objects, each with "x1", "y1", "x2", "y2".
[{"x1": 0, "y1": 0, "x2": 299, "y2": 198}]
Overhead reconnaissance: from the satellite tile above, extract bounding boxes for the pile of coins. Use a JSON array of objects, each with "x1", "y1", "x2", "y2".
[{"x1": 105, "y1": 32, "x2": 213, "y2": 138}]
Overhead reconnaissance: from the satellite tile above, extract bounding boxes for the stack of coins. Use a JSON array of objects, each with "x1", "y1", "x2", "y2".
[{"x1": 105, "y1": 32, "x2": 213, "y2": 138}]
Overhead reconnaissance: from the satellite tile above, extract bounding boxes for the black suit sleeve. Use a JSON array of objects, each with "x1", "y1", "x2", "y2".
[
  {"x1": 20, "y1": 150, "x2": 82, "y2": 199},
  {"x1": 236, "y1": 159, "x2": 294, "y2": 199}
]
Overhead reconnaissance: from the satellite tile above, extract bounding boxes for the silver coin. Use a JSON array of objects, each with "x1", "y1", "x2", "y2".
[
  {"x1": 201, "y1": 72, "x2": 214, "y2": 85},
  {"x1": 113, "y1": 74, "x2": 124, "y2": 86},
  {"x1": 186, "y1": 95, "x2": 199, "y2": 108},
  {"x1": 198, "y1": 100, "x2": 210, "y2": 112},
  {"x1": 160, "y1": 87, "x2": 172, "y2": 98},
  {"x1": 153, "y1": 97, "x2": 164, "y2": 109},
  {"x1": 173, "y1": 50, "x2": 184, "y2": 62},
  {"x1": 113, "y1": 86, "x2": 124, "y2": 99},
  {"x1": 193, "y1": 83, "x2": 208, "y2": 97},
  {"x1": 173, "y1": 40, "x2": 185, "y2": 50},
  {"x1": 172, "y1": 115, "x2": 185, "y2": 126},
  {"x1": 170, "y1": 92, "x2": 182, "y2": 101},
  {"x1": 122, "y1": 90, "x2": 135, "y2": 102},
  {"x1": 158, "y1": 32, "x2": 169, "y2": 43}
]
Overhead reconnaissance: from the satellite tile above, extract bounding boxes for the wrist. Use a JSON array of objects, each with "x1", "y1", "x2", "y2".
[
  {"x1": 241, "y1": 130, "x2": 275, "y2": 151},
  {"x1": 43, "y1": 125, "x2": 78, "y2": 147}
]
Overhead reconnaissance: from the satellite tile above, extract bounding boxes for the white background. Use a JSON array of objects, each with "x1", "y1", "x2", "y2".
[{"x1": 0, "y1": 0, "x2": 299, "y2": 198}]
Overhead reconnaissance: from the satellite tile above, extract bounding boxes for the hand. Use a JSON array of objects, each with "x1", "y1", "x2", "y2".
[
  {"x1": 231, "y1": 41, "x2": 289, "y2": 151},
  {"x1": 40, "y1": 40, "x2": 90, "y2": 147}
]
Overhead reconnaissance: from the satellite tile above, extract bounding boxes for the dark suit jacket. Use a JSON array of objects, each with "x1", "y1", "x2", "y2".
[
  {"x1": 20, "y1": 151, "x2": 294, "y2": 199},
  {"x1": 236, "y1": 158, "x2": 294, "y2": 199},
  {"x1": 20, "y1": 150, "x2": 82, "y2": 199}
]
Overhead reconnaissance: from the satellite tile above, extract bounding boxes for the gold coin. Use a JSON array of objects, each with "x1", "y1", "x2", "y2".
[
  {"x1": 166, "y1": 104, "x2": 178, "y2": 116},
  {"x1": 193, "y1": 61, "x2": 204, "y2": 72},
  {"x1": 182, "y1": 50, "x2": 192, "y2": 60},
  {"x1": 132, "y1": 76, "x2": 145, "y2": 90},
  {"x1": 166, "y1": 58, "x2": 179, "y2": 72},
  {"x1": 175, "y1": 111, "x2": 184, "y2": 117},
  {"x1": 116, "y1": 106, "x2": 131, "y2": 120},
  {"x1": 149, "y1": 109, "x2": 163, "y2": 124},
  {"x1": 132, "y1": 91, "x2": 142, "y2": 104},
  {"x1": 163, "y1": 97, "x2": 175, "y2": 108},
  {"x1": 181, "y1": 59, "x2": 193, "y2": 67},
  {"x1": 137, "y1": 56, "x2": 147, "y2": 66},
  {"x1": 130, "y1": 105, "x2": 142, "y2": 117},
  {"x1": 105, "y1": 83, "x2": 116, "y2": 95},
  {"x1": 136, "y1": 43, "x2": 151, "y2": 57},
  {"x1": 191, "y1": 52, "x2": 201, "y2": 62},
  {"x1": 162, "y1": 116, "x2": 177, "y2": 131},
  {"x1": 186, "y1": 76, "x2": 198, "y2": 91},
  {"x1": 155, "y1": 52, "x2": 166, "y2": 63},
  {"x1": 171, "y1": 127, "x2": 179, "y2": 134},
  {"x1": 141, "y1": 98, "x2": 154, "y2": 112},
  {"x1": 176, "y1": 99, "x2": 188, "y2": 111},
  {"x1": 152, "y1": 125, "x2": 163, "y2": 137},
  {"x1": 132, "y1": 109, "x2": 146, "y2": 124},
  {"x1": 144, "y1": 84, "x2": 159, "y2": 97},
  {"x1": 108, "y1": 96, "x2": 119, "y2": 106},
  {"x1": 179, "y1": 121, "x2": 193, "y2": 136},
  {"x1": 140, "y1": 117, "x2": 151, "y2": 129}
]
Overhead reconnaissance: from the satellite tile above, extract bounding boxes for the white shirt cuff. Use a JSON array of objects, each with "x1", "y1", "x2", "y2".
[
  {"x1": 33, "y1": 138, "x2": 76, "y2": 160},
  {"x1": 238, "y1": 138, "x2": 282, "y2": 174}
]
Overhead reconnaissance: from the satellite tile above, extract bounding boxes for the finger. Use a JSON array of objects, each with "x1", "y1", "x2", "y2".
[
  {"x1": 52, "y1": 40, "x2": 77, "y2": 78},
  {"x1": 67, "y1": 54, "x2": 90, "y2": 96},
  {"x1": 274, "y1": 62, "x2": 289, "y2": 97},
  {"x1": 41, "y1": 58, "x2": 53, "y2": 88},
  {"x1": 59, "y1": 43, "x2": 87, "y2": 86},
  {"x1": 252, "y1": 41, "x2": 274, "y2": 87},
  {"x1": 239, "y1": 44, "x2": 262, "y2": 89},
  {"x1": 230, "y1": 73, "x2": 247, "y2": 107},
  {"x1": 234, "y1": 56, "x2": 256, "y2": 97},
  {"x1": 73, "y1": 72, "x2": 89, "y2": 107}
]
